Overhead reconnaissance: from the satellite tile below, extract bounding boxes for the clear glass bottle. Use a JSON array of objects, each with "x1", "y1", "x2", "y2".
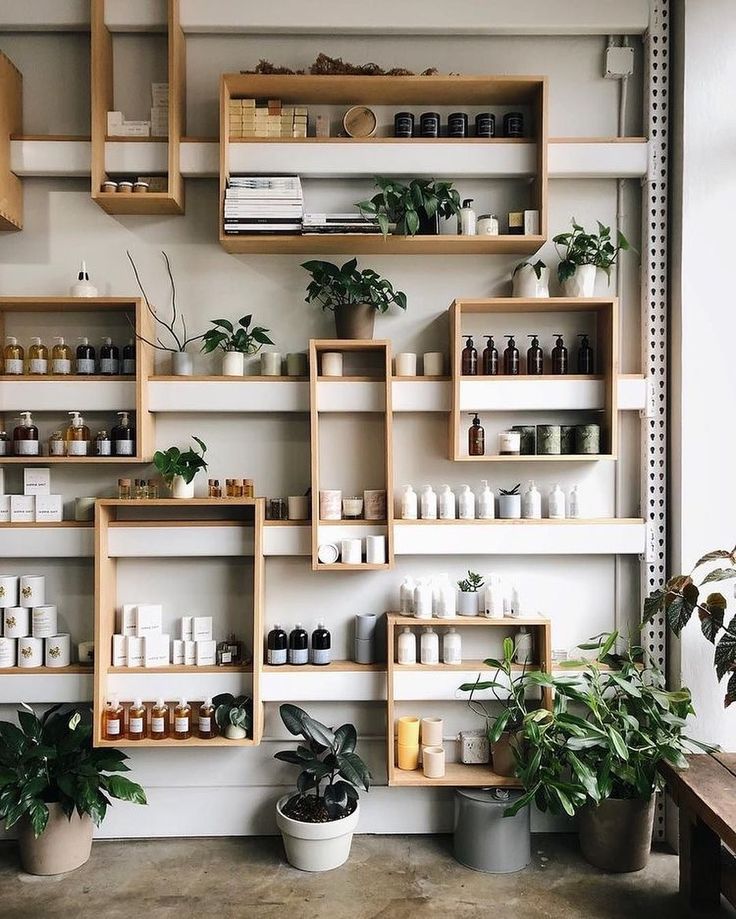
[
  {"x1": 103, "y1": 696, "x2": 124, "y2": 740},
  {"x1": 28, "y1": 337, "x2": 48, "y2": 375},
  {"x1": 173, "y1": 699, "x2": 191, "y2": 740},
  {"x1": 267, "y1": 624, "x2": 288, "y2": 666},
  {"x1": 150, "y1": 698, "x2": 169, "y2": 740},
  {"x1": 4, "y1": 336, "x2": 24, "y2": 375},
  {"x1": 208, "y1": 479, "x2": 222, "y2": 498},
  {"x1": 95, "y1": 429, "x2": 111, "y2": 456},
  {"x1": 122, "y1": 339, "x2": 136, "y2": 375},
  {"x1": 134, "y1": 479, "x2": 146, "y2": 499},
  {"x1": 146, "y1": 480, "x2": 158, "y2": 499},
  {"x1": 198, "y1": 698, "x2": 216, "y2": 739},
  {"x1": 112, "y1": 411, "x2": 135, "y2": 457},
  {"x1": 225, "y1": 479, "x2": 233, "y2": 498},
  {"x1": 118, "y1": 477, "x2": 132, "y2": 500},
  {"x1": 100, "y1": 337, "x2": 120, "y2": 375},
  {"x1": 397, "y1": 627, "x2": 417, "y2": 664},
  {"x1": 51, "y1": 336, "x2": 73, "y2": 375},
  {"x1": 49, "y1": 430, "x2": 66, "y2": 457},
  {"x1": 65, "y1": 411, "x2": 90, "y2": 456},
  {"x1": 127, "y1": 698, "x2": 146, "y2": 740},
  {"x1": 13, "y1": 412, "x2": 39, "y2": 456},
  {"x1": 75, "y1": 336, "x2": 96, "y2": 375},
  {"x1": 288, "y1": 623, "x2": 309, "y2": 666},
  {"x1": 232, "y1": 479, "x2": 244, "y2": 498},
  {"x1": 311, "y1": 621, "x2": 331, "y2": 666},
  {"x1": 244, "y1": 479, "x2": 254, "y2": 498}
]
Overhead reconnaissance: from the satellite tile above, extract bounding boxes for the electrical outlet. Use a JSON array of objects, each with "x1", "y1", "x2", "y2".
[{"x1": 604, "y1": 45, "x2": 634, "y2": 79}]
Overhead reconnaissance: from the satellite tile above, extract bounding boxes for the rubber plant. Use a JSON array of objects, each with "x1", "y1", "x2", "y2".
[
  {"x1": 357, "y1": 176, "x2": 461, "y2": 237},
  {"x1": 553, "y1": 219, "x2": 631, "y2": 285},
  {"x1": 153, "y1": 436, "x2": 208, "y2": 486},
  {"x1": 200, "y1": 315, "x2": 273, "y2": 356}
]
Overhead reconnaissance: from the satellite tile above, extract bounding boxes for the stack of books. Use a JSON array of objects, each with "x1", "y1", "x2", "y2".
[
  {"x1": 229, "y1": 98, "x2": 308, "y2": 139},
  {"x1": 223, "y1": 176, "x2": 304, "y2": 235},
  {"x1": 302, "y1": 213, "x2": 383, "y2": 235}
]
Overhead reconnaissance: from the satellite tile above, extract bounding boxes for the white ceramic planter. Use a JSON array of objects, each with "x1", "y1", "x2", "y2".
[
  {"x1": 512, "y1": 265, "x2": 550, "y2": 298},
  {"x1": 561, "y1": 264, "x2": 596, "y2": 297},
  {"x1": 224, "y1": 723, "x2": 247, "y2": 739},
  {"x1": 498, "y1": 495, "x2": 522, "y2": 519},
  {"x1": 276, "y1": 795, "x2": 360, "y2": 872},
  {"x1": 457, "y1": 591, "x2": 480, "y2": 616},
  {"x1": 170, "y1": 476, "x2": 195, "y2": 499},
  {"x1": 171, "y1": 351, "x2": 193, "y2": 376},
  {"x1": 222, "y1": 351, "x2": 244, "y2": 376},
  {"x1": 18, "y1": 803, "x2": 93, "y2": 875}
]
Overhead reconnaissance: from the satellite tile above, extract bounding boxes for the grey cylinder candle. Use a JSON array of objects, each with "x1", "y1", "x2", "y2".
[
  {"x1": 560, "y1": 425, "x2": 576, "y2": 455},
  {"x1": 575, "y1": 423, "x2": 601, "y2": 454},
  {"x1": 536, "y1": 424, "x2": 561, "y2": 455},
  {"x1": 512, "y1": 425, "x2": 536, "y2": 456}
]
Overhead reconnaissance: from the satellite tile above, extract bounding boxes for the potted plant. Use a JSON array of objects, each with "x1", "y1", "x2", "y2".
[
  {"x1": 498, "y1": 483, "x2": 522, "y2": 519},
  {"x1": 273, "y1": 703, "x2": 370, "y2": 872},
  {"x1": 212, "y1": 693, "x2": 252, "y2": 740},
  {"x1": 512, "y1": 260, "x2": 549, "y2": 298},
  {"x1": 153, "y1": 436, "x2": 208, "y2": 498},
  {"x1": 643, "y1": 543, "x2": 736, "y2": 707},
  {"x1": 127, "y1": 251, "x2": 204, "y2": 375},
  {"x1": 457, "y1": 570, "x2": 484, "y2": 616},
  {"x1": 553, "y1": 220, "x2": 631, "y2": 297},
  {"x1": 460, "y1": 637, "x2": 532, "y2": 776},
  {"x1": 357, "y1": 176, "x2": 461, "y2": 237},
  {"x1": 302, "y1": 258, "x2": 407, "y2": 340},
  {"x1": 200, "y1": 314, "x2": 273, "y2": 377},
  {"x1": 0, "y1": 704, "x2": 146, "y2": 875}
]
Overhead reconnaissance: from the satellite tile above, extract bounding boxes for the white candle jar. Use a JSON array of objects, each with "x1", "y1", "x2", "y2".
[
  {"x1": 18, "y1": 636, "x2": 44, "y2": 668},
  {"x1": 421, "y1": 717, "x2": 443, "y2": 747},
  {"x1": 319, "y1": 490, "x2": 342, "y2": 520},
  {"x1": 422, "y1": 745, "x2": 446, "y2": 779},
  {"x1": 0, "y1": 575, "x2": 19, "y2": 608},
  {"x1": 422, "y1": 352, "x2": 445, "y2": 377},
  {"x1": 365, "y1": 535, "x2": 386, "y2": 564},
  {"x1": 340, "y1": 538, "x2": 363, "y2": 565},
  {"x1": 395, "y1": 353, "x2": 417, "y2": 376},
  {"x1": 499, "y1": 430, "x2": 521, "y2": 456},
  {"x1": 20, "y1": 575, "x2": 45, "y2": 608},
  {"x1": 4, "y1": 606, "x2": 30, "y2": 638},
  {"x1": 0, "y1": 637, "x2": 17, "y2": 667},
  {"x1": 32, "y1": 605, "x2": 58, "y2": 639},
  {"x1": 45, "y1": 633, "x2": 71, "y2": 668},
  {"x1": 321, "y1": 352, "x2": 344, "y2": 376}
]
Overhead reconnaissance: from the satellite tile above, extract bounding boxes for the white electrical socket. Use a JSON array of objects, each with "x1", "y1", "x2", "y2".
[{"x1": 604, "y1": 45, "x2": 634, "y2": 79}]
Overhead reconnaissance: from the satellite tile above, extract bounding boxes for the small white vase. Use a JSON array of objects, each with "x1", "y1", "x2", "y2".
[
  {"x1": 171, "y1": 351, "x2": 193, "y2": 376},
  {"x1": 457, "y1": 592, "x2": 480, "y2": 616},
  {"x1": 171, "y1": 475, "x2": 195, "y2": 499},
  {"x1": 562, "y1": 264, "x2": 597, "y2": 297},
  {"x1": 512, "y1": 264, "x2": 550, "y2": 298},
  {"x1": 224, "y1": 723, "x2": 247, "y2": 740},
  {"x1": 222, "y1": 351, "x2": 244, "y2": 376}
]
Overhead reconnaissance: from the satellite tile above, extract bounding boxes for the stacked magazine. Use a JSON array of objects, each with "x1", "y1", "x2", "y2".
[
  {"x1": 223, "y1": 176, "x2": 303, "y2": 235},
  {"x1": 302, "y1": 213, "x2": 382, "y2": 235}
]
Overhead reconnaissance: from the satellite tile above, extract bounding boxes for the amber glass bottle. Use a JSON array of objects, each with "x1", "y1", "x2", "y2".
[
  {"x1": 103, "y1": 697, "x2": 124, "y2": 740},
  {"x1": 198, "y1": 698, "x2": 216, "y2": 739},
  {"x1": 127, "y1": 698, "x2": 146, "y2": 740},
  {"x1": 150, "y1": 698, "x2": 169, "y2": 740},
  {"x1": 461, "y1": 335, "x2": 478, "y2": 375},
  {"x1": 28, "y1": 337, "x2": 48, "y2": 375},
  {"x1": 468, "y1": 413, "x2": 485, "y2": 457},
  {"x1": 174, "y1": 699, "x2": 191, "y2": 740}
]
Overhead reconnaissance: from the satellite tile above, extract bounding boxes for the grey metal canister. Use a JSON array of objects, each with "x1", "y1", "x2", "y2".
[{"x1": 453, "y1": 787, "x2": 531, "y2": 873}]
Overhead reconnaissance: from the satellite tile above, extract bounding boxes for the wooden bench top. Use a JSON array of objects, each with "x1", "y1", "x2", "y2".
[{"x1": 660, "y1": 752, "x2": 736, "y2": 851}]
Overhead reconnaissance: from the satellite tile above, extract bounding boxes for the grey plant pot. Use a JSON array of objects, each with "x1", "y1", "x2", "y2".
[
  {"x1": 171, "y1": 351, "x2": 193, "y2": 376},
  {"x1": 334, "y1": 304, "x2": 375, "y2": 340},
  {"x1": 578, "y1": 796, "x2": 655, "y2": 873}
]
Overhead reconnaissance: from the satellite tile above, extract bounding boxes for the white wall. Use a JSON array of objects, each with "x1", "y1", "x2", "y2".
[{"x1": 0, "y1": 25, "x2": 646, "y2": 835}]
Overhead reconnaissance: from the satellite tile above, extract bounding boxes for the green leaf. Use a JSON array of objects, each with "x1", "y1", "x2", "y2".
[
  {"x1": 701, "y1": 568, "x2": 736, "y2": 585},
  {"x1": 212, "y1": 319, "x2": 234, "y2": 333},
  {"x1": 28, "y1": 800, "x2": 48, "y2": 838},
  {"x1": 700, "y1": 593, "x2": 727, "y2": 643},
  {"x1": 715, "y1": 620, "x2": 736, "y2": 681},
  {"x1": 334, "y1": 724, "x2": 357, "y2": 755},
  {"x1": 567, "y1": 752, "x2": 600, "y2": 802},
  {"x1": 101, "y1": 775, "x2": 147, "y2": 805},
  {"x1": 338, "y1": 752, "x2": 371, "y2": 791},
  {"x1": 643, "y1": 589, "x2": 665, "y2": 623},
  {"x1": 695, "y1": 550, "x2": 734, "y2": 567},
  {"x1": 274, "y1": 750, "x2": 309, "y2": 766},
  {"x1": 607, "y1": 727, "x2": 629, "y2": 761}
]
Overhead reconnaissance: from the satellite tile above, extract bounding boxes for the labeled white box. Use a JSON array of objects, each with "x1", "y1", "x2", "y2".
[
  {"x1": 24, "y1": 468, "x2": 50, "y2": 496},
  {"x1": 180, "y1": 616, "x2": 193, "y2": 641},
  {"x1": 35, "y1": 495, "x2": 63, "y2": 523},
  {"x1": 111, "y1": 634, "x2": 127, "y2": 667},
  {"x1": 151, "y1": 83, "x2": 169, "y2": 105},
  {"x1": 107, "y1": 110, "x2": 123, "y2": 131},
  {"x1": 10, "y1": 495, "x2": 34, "y2": 523},
  {"x1": 184, "y1": 641, "x2": 196, "y2": 665},
  {"x1": 172, "y1": 639, "x2": 185, "y2": 665},
  {"x1": 116, "y1": 604, "x2": 137, "y2": 637},
  {"x1": 0, "y1": 496, "x2": 10, "y2": 523},
  {"x1": 193, "y1": 616, "x2": 212, "y2": 641},
  {"x1": 125, "y1": 636, "x2": 144, "y2": 668},
  {"x1": 195, "y1": 640, "x2": 216, "y2": 666},
  {"x1": 144, "y1": 633, "x2": 170, "y2": 668},
  {"x1": 135, "y1": 604, "x2": 163, "y2": 637},
  {"x1": 524, "y1": 209, "x2": 540, "y2": 236}
]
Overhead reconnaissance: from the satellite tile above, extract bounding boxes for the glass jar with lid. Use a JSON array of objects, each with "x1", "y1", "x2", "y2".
[
  {"x1": 49, "y1": 430, "x2": 66, "y2": 457},
  {"x1": 477, "y1": 214, "x2": 499, "y2": 236},
  {"x1": 96, "y1": 430, "x2": 111, "y2": 456}
]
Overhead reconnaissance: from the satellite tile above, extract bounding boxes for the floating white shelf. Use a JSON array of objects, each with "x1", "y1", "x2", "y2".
[
  {"x1": 107, "y1": 524, "x2": 255, "y2": 558},
  {"x1": 0, "y1": 377, "x2": 136, "y2": 413},
  {"x1": 0, "y1": 669, "x2": 93, "y2": 704},
  {"x1": 0, "y1": 523, "x2": 94, "y2": 558},
  {"x1": 459, "y1": 376, "x2": 604, "y2": 412},
  {"x1": 261, "y1": 664, "x2": 386, "y2": 701},
  {"x1": 106, "y1": 669, "x2": 249, "y2": 699},
  {"x1": 148, "y1": 377, "x2": 309, "y2": 413}
]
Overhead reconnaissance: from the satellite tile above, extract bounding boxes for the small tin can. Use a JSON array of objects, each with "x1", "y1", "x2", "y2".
[
  {"x1": 133, "y1": 181, "x2": 149, "y2": 194},
  {"x1": 117, "y1": 181, "x2": 133, "y2": 193},
  {"x1": 101, "y1": 180, "x2": 117, "y2": 193},
  {"x1": 536, "y1": 424, "x2": 561, "y2": 455},
  {"x1": 420, "y1": 111, "x2": 440, "y2": 138},
  {"x1": 477, "y1": 214, "x2": 499, "y2": 236},
  {"x1": 475, "y1": 112, "x2": 496, "y2": 137},
  {"x1": 394, "y1": 111, "x2": 414, "y2": 138},
  {"x1": 560, "y1": 425, "x2": 576, "y2": 455},
  {"x1": 512, "y1": 425, "x2": 536, "y2": 456},
  {"x1": 503, "y1": 112, "x2": 524, "y2": 137},
  {"x1": 575, "y1": 424, "x2": 601, "y2": 455},
  {"x1": 447, "y1": 112, "x2": 469, "y2": 138}
]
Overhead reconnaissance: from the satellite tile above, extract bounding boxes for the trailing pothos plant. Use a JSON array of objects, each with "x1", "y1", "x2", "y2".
[
  {"x1": 302, "y1": 259, "x2": 407, "y2": 315},
  {"x1": 357, "y1": 176, "x2": 461, "y2": 237},
  {"x1": 201, "y1": 315, "x2": 273, "y2": 355},
  {"x1": 274, "y1": 703, "x2": 371, "y2": 822},
  {"x1": 643, "y1": 545, "x2": 736, "y2": 707},
  {"x1": 460, "y1": 636, "x2": 532, "y2": 743},
  {"x1": 153, "y1": 436, "x2": 208, "y2": 486},
  {"x1": 553, "y1": 219, "x2": 631, "y2": 285},
  {"x1": 0, "y1": 704, "x2": 146, "y2": 837}
]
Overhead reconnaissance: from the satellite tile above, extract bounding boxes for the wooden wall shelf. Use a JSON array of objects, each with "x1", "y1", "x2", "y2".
[{"x1": 0, "y1": 51, "x2": 22, "y2": 230}]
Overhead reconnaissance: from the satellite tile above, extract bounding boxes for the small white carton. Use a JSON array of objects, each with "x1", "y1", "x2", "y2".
[
  {"x1": 111, "y1": 634, "x2": 127, "y2": 667},
  {"x1": 10, "y1": 495, "x2": 34, "y2": 523},
  {"x1": 125, "y1": 636, "x2": 144, "y2": 668},
  {"x1": 116, "y1": 604, "x2": 137, "y2": 637},
  {"x1": 24, "y1": 467, "x2": 50, "y2": 496},
  {"x1": 143, "y1": 633, "x2": 170, "y2": 668},
  {"x1": 35, "y1": 495, "x2": 63, "y2": 523},
  {"x1": 195, "y1": 640, "x2": 216, "y2": 666},
  {"x1": 135, "y1": 604, "x2": 163, "y2": 637},
  {"x1": 193, "y1": 616, "x2": 212, "y2": 641}
]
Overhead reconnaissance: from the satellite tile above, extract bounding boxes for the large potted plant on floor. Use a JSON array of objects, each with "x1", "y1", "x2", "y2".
[
  {"x1": 553, "y1": 219, "x2": 631, "y2": 297},
  {"x1": 302, "y1": 258, "x2": 407, "y2": 340},
  {"x1": 274, "y1": 703, "x2": 371, "y2": 872},
  {"x1": 357, "y1": 176, "x2": 461, "y2": 236},
  {"x1": 200, "y1": 314, "x2": 273, "y2": 377},
  {"x1": 0, "y1": 704, "x2": 146, "y2": 875},
  {"x1": 153, "y1": 436, "x2": 208, "y2": 498}
]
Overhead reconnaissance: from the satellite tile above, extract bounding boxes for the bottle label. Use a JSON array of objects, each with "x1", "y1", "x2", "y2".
[
  {"x1": 114, "y1": 440, "x2": 134, "y2": 456},
  {"x1": 122, "y1": 359, "x2": 136, "y2": 375},
  {"x1": 100, "y1": 358, "x2": 119, "y2": 374},
  {"x1": 175, "y1": 716, "x2": 189, "y2": 733},
  {"x1": 267, "y1": 648, "x2": 287, "y2": 665},
  {"x1": 15, "y1": 440, "x2": 39, "y2": 456},
  {"x1": 198, "y1": 716, "x2": 211, "y2": 733},
  {"x1": 288, "y1": 648, "x2": 309, "y2": 665},
  {"x1": 311, "y1": 648, "x2": 331, "y2": 665},
  {"x1": 29, "y1": 359, "x2": 48, "y2": 374},
  {"x1": 128, "y1": 717, "x2": 144, "y2": 734},
  {"x1": 106, "y1": 718, "x2": 121, "y2": 735},
  {"x1": 97, "y1": 440, "x2": 111, "y2": 456},
  {"x1": 50, "y1": 441, "x2": 65, "y2": 456},
  {"x1": 52, "y1": 359, "x2": 71, "y2": 374},
  {"x1": 76, "y1": 358, "x2": 95, "y2": 374},
  {"x1": 67, "y1": 441, "x2": 88, "y2": 456},
  {"x1": 151, "y1": 716, "x2": 166, "y2": 733},
  {"x1": 4, "y1": 359, "x2": 23, "y2": 374}
]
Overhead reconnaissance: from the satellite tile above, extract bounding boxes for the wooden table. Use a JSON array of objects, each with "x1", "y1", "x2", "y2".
[{"x1": 660, "y1": 752, "x2": 736, "y2": 912}]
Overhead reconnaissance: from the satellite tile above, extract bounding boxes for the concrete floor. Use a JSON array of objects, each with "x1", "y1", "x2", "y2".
[{"x1": 1, "y1": 833, "x2": 735, "y2": 919}]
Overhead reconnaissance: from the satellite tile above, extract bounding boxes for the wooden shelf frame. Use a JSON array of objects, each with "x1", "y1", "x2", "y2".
[
  {"x1": 0, "y1": 296, "x2": 154, "y2": 464},
  {"x1": 449, "y1": 297, "x2": 619, "y2": 462},
  {"x1": 219, "y1": 73, "x2": 547, "y2": 255},
  {"x1": 91, "y1": 0, "x2": 185, "y2": 215},
  {"x1": 0, "y1": 51, "x2": 22, "y2": 230},
  {"x1": 309, "y1": 340, "x2": 394, "y2": 571},
  {"x1": 385, "y1": 612, "x2": 552, "y2": 788},
  {"x1": 93, "y1": 497, "x2": 265, "y2": 747}
]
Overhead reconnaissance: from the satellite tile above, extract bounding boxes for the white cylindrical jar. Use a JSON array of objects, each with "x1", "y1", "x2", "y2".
[
  {"x1": 442, "y1": 628, "x2": 462, "y2": 664},
  {"x1": 420, "y1": 627, "x2": 439, "y2": 665},
  {"x1": 422, "y1": 352, "x2": 445, "y2": 376},
  {"x1": 32, "y1": 605, "x2": 58, "y2": 639},
  {"x1": 20, "y1": 575, "x2": 45, "y2": 608},
  {"x1": 0, "y1": 575, "x2": 19, "y2": 608},
  {"x1": 45, "y1": 633, "x2": 71, "y2": 668},
  {"x1": 4, "y1": 606, "x2": 30, "y2": 638},
  {"x1": 321, "y1": 352, "x2": 343, "y2": 377},
  {"x1": 340, "y1": 538, "x2": 363, "y2": 565},
  {"x1": 395, "y1": 353, "x2": 417, "y2": 377},
  {"x1": 420, "y1": 485, "x2": 437, "y2": 520},
  {"x1": 499, "y1": 430, "x2": 521, "y2": 456},
  {"x1": 365, "y1": 535, "x2": 386, "y2": 564},
  {"x1": 397, "y1": 627, "x2": 417, "y2": 664},
  {"x1": 18, "y1": 636, "x2": 43, "y2": 668},
  {"x1": 413, "y1": 579, "x2": 433, "y2": 619},
  {"x1": 0, "y1": 637, "x2": 17, "y2": 667}
]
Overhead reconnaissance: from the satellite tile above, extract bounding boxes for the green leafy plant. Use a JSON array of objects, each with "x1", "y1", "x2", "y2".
[
  {"x1": 274, "y1": 703, "x2": 371, "y2": 822},
  {"x1": 357, "y1": 176, "x2": 461, "y2": 237},
  {"x1": 302, "y1": 258, "x2": 407, "y2": 314},
  {"x1": 0, "y1": 704, "x2": 146, "y2": 838},
  {"x1": 553, "y1": 219, "x2": 631, "y2": 284},
  {"x1": 643, "y1": 545, "x2": 736, "y2": 707},
  {"x1": 513, "y1": 260, "x2": 547, "y2": 279},
  {"x1": 153, "y1": 436, "x2": 208, "y2": 486},
  {"x1": 460, "y1": 636, "x2": 532, "y2": 743},
  {"x1": 457, "y1": 570, "x2": 484, "y2": 593},
  {"x1": 212, "y1": 693, "x2": 252, "y2": 735},
  {"x1": 200, "y1": 315, "x2": 273, "y2": 355},
  {"x1": 499, "y1": 483, "x2": 521, "y2": 497}
]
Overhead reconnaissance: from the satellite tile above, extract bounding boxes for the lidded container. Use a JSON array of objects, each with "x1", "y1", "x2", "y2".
[{"x1": 454, "y1": 788, "x2": 531, "y2": 873}]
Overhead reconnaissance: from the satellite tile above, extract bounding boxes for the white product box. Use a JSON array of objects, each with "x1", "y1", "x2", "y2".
[
  {"x1": 184, "y1": 640, "x2": 196, "y2": 666},
  {"x1": 10, "y1": 495, "x2": 34, "y2": 523},
  {"x1": 151, "y1": 83, "x2": 169, "y2": 105},
  {"x1": 193, "y1": 616, "x2": 212, "y2": 641},
  {"x1": 121, "y1": 122, "x2": 151, "y2": 137},
  {"x1": 180, "y1": 616, "x2": 193, "y2": 641},
  {"x1": 35, "y1": 495, "x2": 63, "y2": 523},
  {"x1": 116, "y1": 604, "x2": 137, "y2": 637},
  {"x1": 195, "y1": 640, "x2": 216, "y2": 666},
  {"x1": 0, "y1": 496, "x2": 10, "y2": 523},
  {"x1": 172, "y1": 639, "x2": 185, "y2": 665},
  {"x1": 524, "y1": 209, "x2": 540, "y2": 235},
  {"x1": 125, "y1": 636, "x2": 144, "y2": 668},
  {"x1": 24, "y1": 467, "x2": 50, "y2": 496},
  {"x1": 143, "y1": 633, "x2": 170, "y2": 668},
  {"x1": 107, "y1": 110, "x2": 123, "y2": 131},
  {"x1": 111, "y1": 634, "x2": 127, "y2": 666},
  {"x1": 135, "y1": 604, "x2": 163, "y2": 637}
]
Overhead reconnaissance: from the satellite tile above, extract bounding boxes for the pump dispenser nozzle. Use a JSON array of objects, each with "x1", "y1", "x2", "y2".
[
  {"x1": 19, "y1": 411, "x2": 32, "y2": 426},
  {"x1": 68, "y1": 411, "x2": 83, "y2": 427}
]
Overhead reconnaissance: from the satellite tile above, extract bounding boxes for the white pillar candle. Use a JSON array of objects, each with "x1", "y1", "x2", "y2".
[
  {"x1": 498, "y1": 430, "x2": 521, "y2": 456},
  {"x1": 260, "y1": 352, "x2": 283, "y2": 376},
  {"x1": 32, "y1": 605, "x2": 58, "y2": 639},
  {"x1": 422, "y1": 352, "x2": 445, "y2": 376},
  {"x1": 422, "y1": 745, "x2": 446, "y2": 778},
  {"x1": 321, "y1": 352, "x2": 343, "y2": 376},
  {"x1": 395, "y1": 353, "x2": 417, "y2": 376},
  {"x1": 287, "y1": 496, "x2": 309, "y2": 520},
  {"x1": 421, "y1": 717, "x2": 443, "y2": 747},
  {"x1": 4, "y1": 606, "x2": 30, "y2": 638},
  {"x1": 286, "y1": 352, "x2": 308, "y2": 377},
  {"x1": 319, "y1": 490, "x2": 342, "y2": 520},
  {"x1": 20, "y1": 575, "x2": 45, "y2": 608},
  {"x1": 0, "y1": 575, "x2": 19, "y2": 608},
  {"x1": 317, "y1": 543, "x2": 339, "y2": 565},
  {"x1": 340, "y1": 538, "x2": 363, "y2": 564},
  {"x1": 45, "y1": 633, "x2": 71, "y2": 668},
  {"x1": 0, "y1": 637, "x2": 17, "y2": 667},
  {"x1": 18, "y1": 636, "x2": 44, "y2": 668},
  {"x1": 365, "y1": 535, "x2": 386, "y2": 564}
]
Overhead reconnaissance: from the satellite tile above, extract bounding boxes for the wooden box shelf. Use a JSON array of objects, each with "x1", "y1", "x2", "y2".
[
  {"x1": 0, "y1": 51, "x2": 22, "y2": 231},
  {"x1": 93, "y1": 498, "x2": 265, "y2": 747}
]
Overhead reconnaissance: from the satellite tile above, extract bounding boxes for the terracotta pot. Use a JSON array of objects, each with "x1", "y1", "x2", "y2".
[
  {"x1": 491, "y1": 731, "x2": 518, "y2": 777},
  {"x1": 18, "y1": 803, "x2": 93, "y2": 875},
  {"x1": 578, "y1": 796, "x2": 655, "y2": 873},
  {"x1": 334, "y1": 304, "x2": 375, "y2": 340}
]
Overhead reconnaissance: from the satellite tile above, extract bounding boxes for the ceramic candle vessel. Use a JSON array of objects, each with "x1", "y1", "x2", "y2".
[
  {"x1": 536, "y1": 424, "x2": 561, "y2": 455},
  {"x1": 422, "y1": 352, "x2": 445, "y2": 376}
]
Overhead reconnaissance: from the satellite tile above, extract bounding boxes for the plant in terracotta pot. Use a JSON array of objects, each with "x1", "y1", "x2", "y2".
[
  {"x1": 153, "y1": 436, "x2": 208, "y2": 498},
  {"x1": 302, "y1": 258, "x2": 407, "y2": 340},
  {"x1": 212, "y1": 693, "x2": 252, "y2": 740},
  {"x1": 512, "y1": 260, "x2": 549, "y2": 298},
  {"x1": 0, "y1": 704, "x2": 146, "y2": 875},
  {"x1": 274, "y1": 703, "x2": 371, "y2": 872},
  {"x1": 457, "y1": 570, "x2": 484, "y2": 616},
  {"x1": 357, "y1": 176, "x2": 461, "y2": 236},
  {"x1": 201, "y1": 314, "x2": 273, "y2": 377},
  {"x1": 553, "y1": 219, "x2": 631, "y2": 297}
]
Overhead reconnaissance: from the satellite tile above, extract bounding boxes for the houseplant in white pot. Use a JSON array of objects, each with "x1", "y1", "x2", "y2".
[
  {"x1": 498, "y1": 483, "x2": 522, "y2": 519},
  {"x1": 553, "y1": 219, "x2": 631, "y2": 297},
  {"x1": 153, "y1": 436, "x2": 208, "y2": 498},
  {"x1": 457, "y1": 570, "x2": 484, "y2": 616},
  {"x1": 512, "y1": 260, "x2": 549, "y2": 298},
  {"x1": 0, "y1": 703, "x2": 146, "y2": 875},
  {"x1": 274, "y1": 703, "x2": 370, "y2": 872},
  {"x1": 302, "y1": 258, "x2": 407, "y2": 340},
  {"x1": 201, "y1": 314, "x2": 273, "y2": 377},
  {"x1": 212, "y1": 693, "x2": 252, "y2": 739}
]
